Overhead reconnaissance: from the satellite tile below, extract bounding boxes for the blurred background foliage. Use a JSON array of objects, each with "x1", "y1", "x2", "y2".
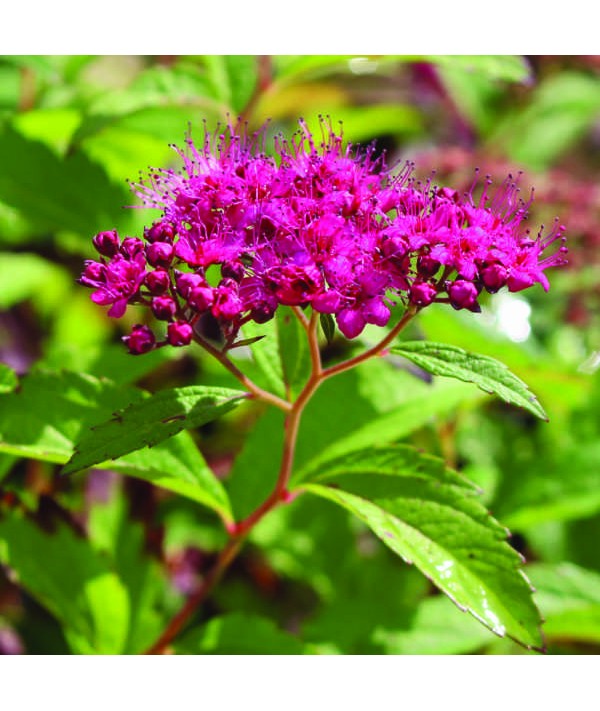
[{"x1": 1, "y1": 54, "x2": 600, "y2": 655}]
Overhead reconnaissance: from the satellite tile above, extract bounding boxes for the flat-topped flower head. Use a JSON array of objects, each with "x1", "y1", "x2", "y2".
[{"x1": 79, "y1": 118, "x2": 567, "y2": 352}]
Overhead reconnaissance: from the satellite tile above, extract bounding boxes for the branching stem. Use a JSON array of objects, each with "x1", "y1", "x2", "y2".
[{"x1": 146, "y1": 308, "x2": 414, "y2": 653}]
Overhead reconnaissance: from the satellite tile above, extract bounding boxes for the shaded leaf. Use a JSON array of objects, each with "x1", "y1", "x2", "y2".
[
  {"x1": 528, "y1": 563, "x2": 600, "y2": 644},
  {"x1": 0, "y1": 127, "x2": 130, "y2": 235},
  {"x1": 372, "y1": 594, "x2": 494, "y2": 655}
]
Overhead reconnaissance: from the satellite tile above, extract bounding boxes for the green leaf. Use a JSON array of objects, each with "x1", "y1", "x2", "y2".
[
  {"x1": 202, "y1": 56, "x2": 259, "y2": 114},
  {"x1": 175, "y1": 612, "x2": 304, "y2": 654},
  {"x1": 294, "y1": 379, "x2": 484, "y2": 482},
  {"x1": 238, "y1": 307, "x2": 310, "y2": 399},
  {"x1": 528, "y1": 563, "x2": 600, "y2": 644},
  {"x1": 111, "y1": 430, "x2": 233, "y2": 521},
  {"x1": 392, "y1": 341, "x2": 547, "y2": 420},
  {"x1": 0, "y1": 370, "x2": 234, "y2": 519},
  {"x1": 497, "y1": 442, "x2": 600, "y2": 530},
  {"x1": 372, "y1": 594, "x2": 494, "y2": 655},
  {"x1": 320, "y1": 313, "x2": 335, "y2": 344},
  {"x1": 0, "y1": 363, "x2": 17, "y2": 394},
  {"x1": 300, "y1": 445, "x2": 543, "y2": 649},
  {"x1": 86, "y1": 481, "x2": 177, "y2": 653},
  {"x1": 493, "y1": 72, "x2": 600, "y2": 170},
  {"x1": 0, "y1": 253, "x2": 70, "y2": 310},
  {"x1": 62, "y1": 385, "x2": 246, "y2": 476},
  {"x1": 227, "y1": 357, "x2": 431, "y2": 519},
  {"x1": 424, "y1": 55, "x2": 532, "y2": 84},
  {"x1": 0, "y1": 127, "x2": 130, "y2": 236},
  {"x1": 0, "y1": 370, "x2": 144, "y2": 463},
  {"x1": 0, "y1": 509, "x2": 130, "y2": 654},
  {"x1": 13, "y1": 108, "x2": 82, "y2": 156},
  {"x1": 0, "y1": 454, "x2": 16, "y2": 484}
]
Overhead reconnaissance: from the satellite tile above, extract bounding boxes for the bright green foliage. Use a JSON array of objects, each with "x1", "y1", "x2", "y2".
[
  {"x1": 392, "y1": 341, "x2": 547, "y2": 420},
  {"x1": 299, "y1": 446, "x2": 543, "y2": 649},
  {"x1": 0, "y1": 364, "x2": 17, "y2": 394},
  {"x1": 0, "y1": 54, "x2": 596, "y2": 657},
  {"x1": 0, "y1": 509, "x2": 131, "y2": 654},
  {"x1": 62, "y1": 385, "x2": 246, "y2": 476},
  {"x1": 0, "y1": 371, "x2": 235, "y2": 518},
  {"x1": 175, "y1": 612, "x2": 305, "y2": 654},
  {"x1": 239, "y1": 307, "x2": 310, "y2": 399}
]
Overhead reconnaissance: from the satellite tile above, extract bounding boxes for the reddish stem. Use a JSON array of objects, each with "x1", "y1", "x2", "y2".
[{"x1": 145, "y1": 308, "x2": 415, "y2": 653}]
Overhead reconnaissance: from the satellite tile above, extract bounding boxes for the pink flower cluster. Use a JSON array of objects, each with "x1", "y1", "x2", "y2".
[{"x1": 80, "y1": 120, "x2": 567, "y2": 353}]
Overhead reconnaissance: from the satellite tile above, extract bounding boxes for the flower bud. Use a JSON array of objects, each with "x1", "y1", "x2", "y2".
[
  {"x1": 480, "y1": 263, "x2": 508, "y2": 293},
  {"x1": 92, "y1": 230, "x2": 120, "y2": 257},
  {"x1": 123, "y1": 324, "x2": 156, "y2": 355},
  {"x1": 120, "y1": 238, "x2": 145, "y2": 259},
  {"x1": 175, "y1": 272, "x2": 205, "y2": 299},
  {"x1": 447, "y1": 279, "x2": 480, "y2": 311},
  {"x1": 409, "y1": 281, "x2": 437, "y2": 307},
  {"x1": 151, "y1": 295, "x2": 177, "y2": 321},
  {"x1": 146, "y1": 241, "x2": 174, "y2": 268},
  {"x1": 145, "y1": 269, "x2": 171, "y2": 295},
  {"x1": 167, "y1": 321, "x2": 193, "y2": 347},
  {"x1": 188, "y1": 286, "x2": 214, "y2": 311},
  {"x1": 144, "y1": 221, "x2": 175, "y2": 243},
  {"x1": 80, "y1": 260, "x2": 106, "y2": 286}
]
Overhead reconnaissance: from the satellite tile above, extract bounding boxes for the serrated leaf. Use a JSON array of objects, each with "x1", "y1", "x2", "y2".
[
  {"x1": 299, "y1": 445, "x2": 543, "y2": 649},
  {"x1": 62, "y1": 385, "x2": 246, "y2": 476},
  {"x1": 392, "y1": 341, "x2": 547, "y2": 420},
  {"x1": 228, "y1": 358, "x2": 430, "y2": 519},
  {"x1": 0, "y1": 370, "x2": 234, "y2": 518},
  {"x1": 175, "y1": 612, "x2": 304, "y2": 654},
  {"x1": 0, "y1": 509, "x2": 130, "y2": 654}
]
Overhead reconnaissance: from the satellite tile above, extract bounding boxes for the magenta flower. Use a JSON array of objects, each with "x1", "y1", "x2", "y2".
[{"x1": 80, "y1": 119, "x2": 567, "y2": 353}]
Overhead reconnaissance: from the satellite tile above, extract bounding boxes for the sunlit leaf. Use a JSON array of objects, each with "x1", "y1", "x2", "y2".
[
  {"x1": 62, "y1": 385, "x2": 246, "y2": 477},
  {"x1": 300, "y1": 445, "x2": 543, "y2": 649},
  {"x1": 392, "y1": 341, "x2": 547, "y2": 420}
]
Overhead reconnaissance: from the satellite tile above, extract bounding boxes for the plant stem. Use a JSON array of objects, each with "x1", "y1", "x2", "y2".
[
  {"x1": 146, "y1": 308, "x2": 416, "y2": 653},
  {"x1": 146, "y1": 317, "x2": 323, "y2": 654},
  {"x1": 321, "y1": 306, "x2": 418, "y2": 380},
  {"x1": 193, "y1": 333, "x2": 291, "y2": 413},
  {"x1": 144, "y1": 536, "x2": 243, "y2": 655}
]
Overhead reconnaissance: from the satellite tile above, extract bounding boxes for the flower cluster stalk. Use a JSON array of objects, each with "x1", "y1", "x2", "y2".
[{"x1": 145, "y1": 307, "x2": 417, "y2": 654}]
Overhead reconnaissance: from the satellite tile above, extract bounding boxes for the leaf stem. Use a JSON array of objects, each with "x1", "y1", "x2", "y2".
[
  {"x1": 321, "y1": 306, "x2": 418, "y2": 380},
  {"x1": 193, "y1": 333, "x2": 291, "y2": 412}
]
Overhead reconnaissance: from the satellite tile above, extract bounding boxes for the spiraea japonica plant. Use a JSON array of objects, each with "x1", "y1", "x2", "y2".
[{"x1": 71, "y1": 117, "x2": 567, "y2": 654}]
